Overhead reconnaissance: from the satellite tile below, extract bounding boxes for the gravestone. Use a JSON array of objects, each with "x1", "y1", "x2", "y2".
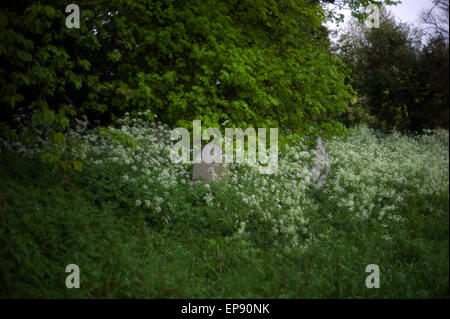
[{"x1": 192, "y1": 143, "x2": 227, "y2": 183}]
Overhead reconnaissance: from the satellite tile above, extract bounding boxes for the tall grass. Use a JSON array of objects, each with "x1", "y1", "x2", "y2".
[{"x1": 0, "y1": 114, "x2": 448, "y2": 298}]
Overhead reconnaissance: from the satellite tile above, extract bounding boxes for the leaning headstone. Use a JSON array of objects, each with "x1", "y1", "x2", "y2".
[
  {"x1": 192, "y1": 143, "x2": 227, "y2": 183},
  {"x1": 310, "y1": 136, "x2": 330, "y2": 186}
]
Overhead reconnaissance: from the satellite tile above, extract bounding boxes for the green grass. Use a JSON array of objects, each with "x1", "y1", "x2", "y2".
[
  {"x1": 0, "y1": 122, "x2": 448, "y2": 298},
  {"x1": 0, "y1": 156, "x2": 448, "y2": 298}
]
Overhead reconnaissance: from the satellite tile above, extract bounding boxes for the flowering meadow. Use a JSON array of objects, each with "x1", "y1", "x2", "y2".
[{"x1": 0, "y1": 113, "x2": 448, "y2": 298}]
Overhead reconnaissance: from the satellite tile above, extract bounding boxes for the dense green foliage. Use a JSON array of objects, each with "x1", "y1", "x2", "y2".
[
  {"x1": 0, "y1": 116, "x2": 448, "y2": 298},
  {"x1": 0, "y1": 0, "x2": 366, "y2": 147},
  {"x1": 338, "y1": 10, "x2": 449, "y2": 131},
  {"x1": 1, "y1": 0, "x2": 448, "y2": 299},
  {"x1": 412, "y1": 35, "x2": 449, "y2": 130}
]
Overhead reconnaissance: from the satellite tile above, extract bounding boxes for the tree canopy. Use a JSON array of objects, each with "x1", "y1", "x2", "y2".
[
  {"x1": 336, "y1": 8, "x2": 449, "y2": 131},
  {"x1": 0, "y1": 0, "x2": 396, "y2": 144}
]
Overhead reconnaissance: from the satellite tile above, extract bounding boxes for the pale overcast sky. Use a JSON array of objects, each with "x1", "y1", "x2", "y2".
[{"x1": 388, "y1": 0, "x2": 434, "y2": 25}]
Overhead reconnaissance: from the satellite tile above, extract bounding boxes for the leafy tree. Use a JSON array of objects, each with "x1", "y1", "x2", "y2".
[
  {"x1": 321, "y1": 0, "x2": 399, "y2": 24},
  {"x1": 0, "y1": 0, "x2": 398, "y2": 163},
  {"x1": 336, "y1": 9, "x2": 447, "y2": 131},
  {"x1": 410, "y1": 35, "x2": 449, "y2": 130}
]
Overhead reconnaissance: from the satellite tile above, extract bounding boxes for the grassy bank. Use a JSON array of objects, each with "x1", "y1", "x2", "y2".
[{"x1": 0, "y1": 117, "x2": 448, "y2": 298}]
